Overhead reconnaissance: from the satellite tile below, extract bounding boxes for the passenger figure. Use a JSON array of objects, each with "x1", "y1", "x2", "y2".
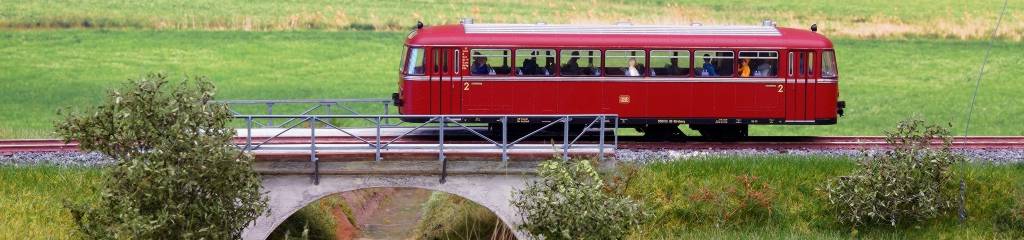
[
  {"x1": 543, "y1": 56, "x2": 555, "y2": 75},
  {"x1": 562, "y1": 51, "x2": 581, "y2": 75},
  {"x1": 738, "y1": 59, "x2": 751, "y2": 77},
  {"x1": 756, "y1": 61, "x2": 772, "y2": 76},
  {"x1": 701, "y1": 54, "x2": 717, "y2": 76},
  {"x1": 664, "y1": 57, "x2": 683, "y2": 76},
  {"x1": 520, "y1": 51, "x2": 541, "y2": 75},
  {"x1": 471, "y1": 53, "x2": 494, "y2": 75},
  {"x1": 626, "y1": 57, "x2": 641, "y2": 77}
]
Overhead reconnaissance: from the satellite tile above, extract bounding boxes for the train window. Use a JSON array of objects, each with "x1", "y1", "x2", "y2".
[
  {"x1": 400, "y1": 47, "x2": 408, "y2": 72},
  {"x1": 788, "y1": 52, "x2": 794, "y2": 77},
  {"x1": 738, "y1": 51, "x2": 778, "y2": 77},
  {"x1": 470, "y1": 49, "x2": 512, "y2": 76},
  {"x1": 605, "y1": 50, "x2": 646, "y2": 77},
  {"x1": 800, "y1": 52, "x2": 814, "y2": 76},
  {"x1": 822, "y1": 50, "x2": 838, "y2": 78},
  {"x1": 560, "y1": 49, "x2": 601, "y2": 76},
  {"x1": 790, "y1": 51, "x2": 814, "y2": 77},
  {"x1": 650, "y1": 50, "x2": 691, "y2": 77},
  {"x1": 515, "y1": 49, "x2": 556, "y2": 76},
  {"x1": 694, "y1": 50, "x2": 734, "y2": 77},
  {"x1": 405, "y1": 47, "x2": 425, "y2": 75}
]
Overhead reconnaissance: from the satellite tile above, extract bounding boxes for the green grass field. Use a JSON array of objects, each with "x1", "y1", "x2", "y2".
[
  {"x1": 1, "y1": 30, "x2": 1021, "y2": 138},
  {"x1": 1, "y1": 0, "x2": 1020, "y2": 40}
]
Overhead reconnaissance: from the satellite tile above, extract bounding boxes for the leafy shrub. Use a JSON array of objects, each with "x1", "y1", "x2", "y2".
[
  {"x1": 688, "y1": 174, "x2": 777, "y2": 227},
  {"x1": 511, "y1": 160, "x2": 647, "y2": 240},
  {"x1": 56, "y1": 73, "x2": 267, "y2": 238},
  {"x1": 825, "y1": 117, "x2": 963, "y2": 227}
]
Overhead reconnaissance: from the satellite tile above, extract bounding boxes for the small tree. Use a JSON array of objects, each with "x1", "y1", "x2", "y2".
[
  {"x1": 825, "y1": 117, "x2": 963, "y2": 227},
  {"x1": 511, "y1": 160, "x2": 647, "y2": 240},
  {"x1": 56, "y1": 73, "x2": 267, "y2": 239}
]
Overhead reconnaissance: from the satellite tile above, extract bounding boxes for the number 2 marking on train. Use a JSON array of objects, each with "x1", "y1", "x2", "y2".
[
  {"x1": 463, "y1": 82, "x2": 470, "y2": 90},
  {"x1": 777, "y1": 85, "x2": 784, "y2": 93}
]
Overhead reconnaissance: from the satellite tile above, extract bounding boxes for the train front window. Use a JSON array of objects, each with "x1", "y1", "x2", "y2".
[
  {"x1": 605, "y1": 50, "x2": 645, "y2": 77},
  {"x1": 515, "y1": 49, "x2": 555, "y2": 76},
  {"x1": 695, "y1": 50, "x2": 734, "y2": 77},
  {"x1": 738, "y1": 51, "x2": 778, "y2": 77},
  {"x1": 560, "y1": 49, "x2": 601, "y2": 76},
  {"x1": 822, "y1": 50, "x2": 838, "y2": 78},
  {"x1": 405, "y1": 47, "x2": 425, "y2": 75},
  {"x1": 650, "y1": 50, "x2": 690, "y2": 77},
  {"x1": 470, "y1": 49, "x2": 512, "y2": 75}
]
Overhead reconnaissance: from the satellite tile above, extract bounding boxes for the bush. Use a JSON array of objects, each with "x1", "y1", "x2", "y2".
[
  {"x1": 56, "y1": 73, "x2": 267, "y2": 238},
  {"x1": 688, "y1": 174, "x2": 777, "y2": 227},
  {"x1": 825, "y1": 117, "x2": 963, "y2": 227},
  {"x1": 511, "y1": 160, "x2": 647, "y2": 240}
]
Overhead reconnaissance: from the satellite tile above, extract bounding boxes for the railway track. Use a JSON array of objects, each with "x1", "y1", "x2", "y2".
[{"x1": 3, "y1": 136, "x2": 1023, "y2": 155}]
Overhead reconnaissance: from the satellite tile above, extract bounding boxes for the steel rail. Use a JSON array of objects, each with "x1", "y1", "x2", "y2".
[{"x1": 5, "y1": 136, "x2": 1024, "y2": 154}]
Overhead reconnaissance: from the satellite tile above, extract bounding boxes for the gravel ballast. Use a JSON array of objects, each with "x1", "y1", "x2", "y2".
[{"x1": 3, "y1": 148, "x2": 1023, "y2": 167}]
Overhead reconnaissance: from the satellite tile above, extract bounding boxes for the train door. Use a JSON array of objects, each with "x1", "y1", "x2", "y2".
[
  {"x1": 429, "y1": 47, "x2": 461, "y2": 114},
  {"x1": 786, "y1": 50, "x2": 815, "y2": 121}
]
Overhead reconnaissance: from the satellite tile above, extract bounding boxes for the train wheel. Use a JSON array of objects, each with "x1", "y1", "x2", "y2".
[
  {"x1": 690, "y1": 124, "x2": 748, "y2": 140},
  {"x1": 637, "y1": 124, "x2": 685, "y2": 141}
]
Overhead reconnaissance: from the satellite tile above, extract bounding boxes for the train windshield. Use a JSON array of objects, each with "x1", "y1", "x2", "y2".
[
  {"x1": 822, "y1": 50, "x2": 838, "y2": 78},
  {"x1": 405, "y1": 47, "x2": 425, "y2": 75}
]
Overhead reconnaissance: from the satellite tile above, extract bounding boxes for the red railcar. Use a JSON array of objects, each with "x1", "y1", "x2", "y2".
[{"x1": 393, "y1": 22, "x2": 844, "y2": 137}]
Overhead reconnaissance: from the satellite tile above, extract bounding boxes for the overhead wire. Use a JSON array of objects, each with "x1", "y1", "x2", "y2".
[{"x1": 963, "y1": 0, "x2": 1009, "y2": 136}]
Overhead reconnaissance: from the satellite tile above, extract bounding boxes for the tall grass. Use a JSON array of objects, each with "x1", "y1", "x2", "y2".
[
  {"x1": 0, "y1": 166, "x2": 102, "y2": 239},
  {"x1": 412, "y1": 192, "x2": 512, "y2": 240},
  {"x1": 625, "y1": 156, "x2": 1024, "y2": 239},
  {"x1": 1, "y1": 30, "x2": 1021, "y2": 138},
  {"x1": 0, "y1": 0, "x2": 1020, "y2": 40}
]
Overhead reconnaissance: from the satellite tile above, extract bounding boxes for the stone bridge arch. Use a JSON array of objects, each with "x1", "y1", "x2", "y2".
[{"x1": 242, "y1": 174, "x2": 532, "y2": 240}]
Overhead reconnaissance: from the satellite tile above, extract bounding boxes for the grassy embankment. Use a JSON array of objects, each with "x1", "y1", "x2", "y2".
[
  {"x1": 624, "y1": 156, "x2": 1024, "y2": 239},
  {"x1": 413, "y1": 156, "x2": 1024, "y2": 239},
  {"x1": 0, "y1": 165, "x2": 346, "y2": 240},
  {"x1": 0, "y1": 167, "x2": 101, "y2": 239},
  {"x1": 5, "y1": 156, "x2": 1022, "y2": 239},
  {"x1": 1, "y1": 0, "x2": 1020, "y2": 40},
  {"x1": 1, "y1": 30, "x2": 1021, "y2": 138}
]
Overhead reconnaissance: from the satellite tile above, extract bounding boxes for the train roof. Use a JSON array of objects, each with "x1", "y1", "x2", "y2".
[{"x1": 407, "y1": 23, "x2": 834, "y2": 49}]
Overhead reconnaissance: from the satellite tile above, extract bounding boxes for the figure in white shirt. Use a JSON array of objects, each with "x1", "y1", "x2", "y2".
[{"x1": 626, "y1": 57, "x2": 641, "y2": 77}]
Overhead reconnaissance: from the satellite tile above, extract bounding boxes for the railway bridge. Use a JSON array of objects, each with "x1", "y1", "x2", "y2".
[
  {"x1": 243, "y1": 160, "x2": 538, "y2": 240},
  {"x1": 225, "y1": 102, "x2": 618, "y2": 240}
]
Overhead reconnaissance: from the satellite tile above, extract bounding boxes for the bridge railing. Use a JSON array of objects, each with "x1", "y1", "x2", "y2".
[
  {"x1": 215, "y1": 99, "x2": 394, "y2": 128},
  {"x1": 231, "y1": 114, "x2": 618, "y2": 184}
]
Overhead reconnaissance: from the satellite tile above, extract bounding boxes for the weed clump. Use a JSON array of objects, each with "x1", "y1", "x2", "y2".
[
  {"x1": 689, "y1": 174, "x2": 777, "y2": 227},
  {"x1": 825, "y1": 117, "x2": 963, "y2": 227}
]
